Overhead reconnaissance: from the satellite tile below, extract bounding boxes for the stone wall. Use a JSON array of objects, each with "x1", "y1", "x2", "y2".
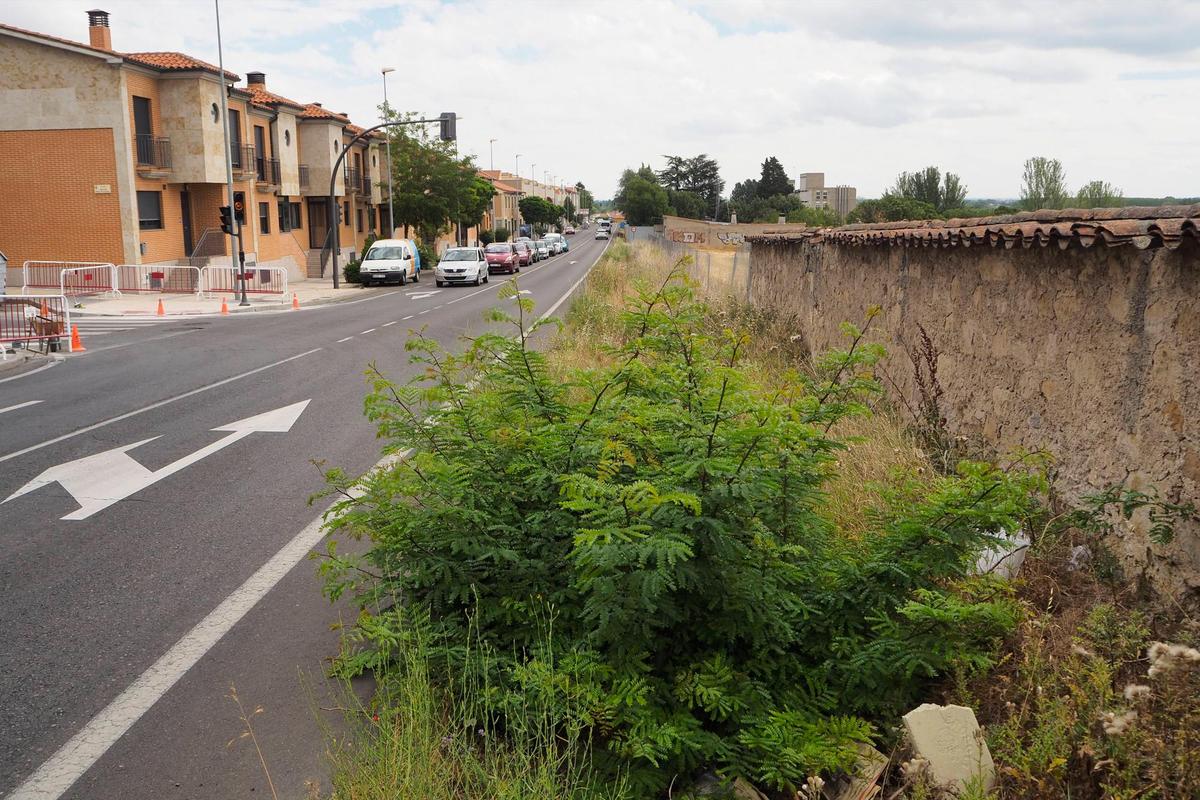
[{"x1": 747, "y1": 232, "x2": 1199, "y2": 597}]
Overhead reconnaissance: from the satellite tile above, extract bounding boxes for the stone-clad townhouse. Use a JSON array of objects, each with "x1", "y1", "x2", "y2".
[{"x1": 0, "y1": 9, "x2": 391, "y2": 285}]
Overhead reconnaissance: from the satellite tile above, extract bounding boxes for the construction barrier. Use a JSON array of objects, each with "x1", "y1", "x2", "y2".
[
  {"x1": 22, "y1": 261, "x2": 118, "y2": 296},
  {"x1": 0, "y1": 294, "x2": 71, "y2": 352},
  {"x1": 201, "y1": 265, "x2": 288, "y2": 299},
  {"x1": 116, "y1": 264, "x2": 202, "y2": 296}
]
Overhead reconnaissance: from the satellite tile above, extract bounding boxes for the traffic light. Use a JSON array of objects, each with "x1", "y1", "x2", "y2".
[
  {"x1": 438, "y1": 112, "x2": 457, "y2": 142},
  {"x1": 233, "y1": 191, "x2": 246, "y2": 224},
  {"x1": 219, "y1": 205, "x2": 233, "y2": 235}
]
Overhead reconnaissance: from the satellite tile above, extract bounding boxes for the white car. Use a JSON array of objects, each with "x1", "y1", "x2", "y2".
[
  {"x1": 435, "y1": 247, "x2": 489, "y2": 287},
  {"x1": 541, "y1": 236, "x2": 563, "y2": 255},
  {"x1": 595, "y1": 228, "x2": 610, "y2": 239},
  {"x1": 543, "y1": 233, "x2": 566, "y2": 253},
  {"x1": 361, "y1": 238, "x2": 421, "y2": 285}
]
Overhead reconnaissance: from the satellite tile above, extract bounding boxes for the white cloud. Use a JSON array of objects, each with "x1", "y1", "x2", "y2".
[{"x1": 7, "y1": 0, "x2": 1198, "y2": 199}]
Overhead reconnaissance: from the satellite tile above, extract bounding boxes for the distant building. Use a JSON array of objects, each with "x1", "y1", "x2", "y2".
[{"x1": 795, "y1": 172, "x2": 858, "y2": 217}]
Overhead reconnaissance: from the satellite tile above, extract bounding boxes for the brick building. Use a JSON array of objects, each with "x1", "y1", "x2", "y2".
[{"x1": 0, "y1": 10, "x2": 389, "y2": 284}]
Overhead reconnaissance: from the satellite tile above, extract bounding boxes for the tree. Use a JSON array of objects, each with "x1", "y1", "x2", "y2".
[
  {"x1": 519, "y1": 196, "x2": 560, "y2": 232},
  {"x1": 384, "y1": 110, "x2": 482, "y2": 243},
  {"x1": 667, "y1": 189, "x2": 707, "y2": 220},
  {"x1": 847, "y1": 196, "x2": 941, "y2": 223},
  {"x1": 1020, "y1": 156, "x2": 1068, "y2": 210},
  {"x1": 658, "y1": 154, "x2": 724, "y2": 216},
  {"x1": 1075, "y1": 180, "x2": 1124, "y2": 209},
  {"x1": 757, "y1": 156, "x2": 794, "y2": 197},
  {"x1": 615, "y1": 166, "x2": 669, "y2": 225},
  {"x1": 730, "y1": 179, "x2": 760, "y2": 206},
  {"x1": 563, "y1": 196, "x2": 577, "y2": 223},
  {"x1": 575, "y1": 181, "x2": 595, "y2": 213},
  {"x1": 890, "y1": 166, "x2": 967, "y2": 212}
]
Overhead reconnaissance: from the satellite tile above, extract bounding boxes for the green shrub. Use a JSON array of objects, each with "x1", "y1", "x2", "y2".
[
  {"x1": 321, "y1": 266, "x2": 1040, "y2": 794},
  {"x1": 343, "y1": 259, "x2": 361, "y2": 285},
  {"x1": 418, "y1": 242, "x2": 438, "y2": 270},
  {"x1": 493, "y1": 226, "x2": 512, "y2": 242},
  {"x1": 480, "y1": 228, "x2": 496, "y2": 245}
]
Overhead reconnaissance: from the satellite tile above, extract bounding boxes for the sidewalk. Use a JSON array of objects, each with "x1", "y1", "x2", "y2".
[{"x1": 20, "y1": 277, "x2": 378, "y2": 316}]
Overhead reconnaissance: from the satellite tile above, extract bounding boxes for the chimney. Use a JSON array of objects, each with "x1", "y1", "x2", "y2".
[
  {"x1": 87, "y1": 9, "x2": 112, "y2": 50},
  {"x1": 246, "y1": 71, "x2": 266, "y2": 88}
]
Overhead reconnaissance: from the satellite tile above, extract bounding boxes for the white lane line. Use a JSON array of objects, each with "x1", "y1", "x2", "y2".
[
  {"x1": 433, "y1": 305, "x2": 443, "y2": 310},
  {"x1": 0, "y1": 400, "x2": 44, "y2": 415},
  {"x1": 418, "y1": 309, "x2": 430, "y2": 315},
  {"x1": 359, "y1": 328, "x2": 376, "y2": 335},
  {"x1": 0, "y1": 348, "x2": 322, "y2": 465},
  {"x1": 382, "y1": 321, "x2": 399, "y2": 327},
  {"x1": 336, "y1": 336, "x2": 354, "y2": 343},
  {"x1": 0, "y1": 361, "x2": 60, "y2": 384},
  {"x1": 401, "y1": 315, "x2": 413, "y2": 321},
  {"x1": 3, "y1": 239, "x2": 612, "y2": 800}
]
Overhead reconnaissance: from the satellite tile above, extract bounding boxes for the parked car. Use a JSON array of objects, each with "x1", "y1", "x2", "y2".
[
  {"x1": 485, "y1": 242, "x2": 520, "y2": 274},
  {"x1": 564, "y1": 227, "x2": 576, "y2": 235},
  {"x1": 360, "y1": 238, "x2": 421, "y2": 285},
  {"x1": 544, "y1": 232, "x2": 568, "y2": 253},
  {"x1": 513, "y1": 241, "x2": 535, "y2": 266},
  {"x1": 534, "y1": 240, "x2": 551, "y2": 260},
  {"x1": 514, "y1": 236, "x2": 540, "y2": 261},
  {"x1": 435, "y1": 247, "x2": 489, "y2": 287}
]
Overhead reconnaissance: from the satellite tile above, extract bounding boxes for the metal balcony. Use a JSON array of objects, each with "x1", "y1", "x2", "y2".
[
  {"x1": 298, "y1": 164, "x2": 310, "y2": 190},
  {"x1": 256, "y1": 156, "x2": 281, "y2": 187},
  {"x1": 134, "y1": 134, "x2": 171, "y2": 176},
  {"x1": 231, "y1": 143, "x2": 257, "y2": 176}
]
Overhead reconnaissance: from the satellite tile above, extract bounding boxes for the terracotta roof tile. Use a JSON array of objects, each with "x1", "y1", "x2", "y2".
[
  {"x1": 299, "y1": 103, "x2": 350, "y2": 123},
  {"x1": 123, "y1": 51, "x2": 238, "y2": 80},
  {"x1": 747, "y1": 205, "x2": 1200, "y2": 251},
  {"x1": 245, "y1": 84, "x2": 305, "y2": 112},
  {"x1": 491, "y1": 181, "x2": 521, "y2": 194},
  {"x1": 0, "y1": 21, "x2": 119, "y2": 56}
]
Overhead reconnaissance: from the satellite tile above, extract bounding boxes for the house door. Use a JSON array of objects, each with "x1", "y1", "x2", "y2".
[
  {"x1": 180, "y1": 190, "x2": 194, "y2": 256},
  {"x1": 307, "y1": 198, "x2": 329, "y2": 249}
]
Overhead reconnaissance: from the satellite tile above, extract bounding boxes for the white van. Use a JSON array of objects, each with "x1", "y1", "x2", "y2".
[{"x1": 360, "y1": 239, "x2": 421, "y2": 285}]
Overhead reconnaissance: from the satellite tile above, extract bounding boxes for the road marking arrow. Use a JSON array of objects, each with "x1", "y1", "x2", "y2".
[
  {"x1": 2, "y1": 400, "x2": 310, "y2": 521},
  {"x1": 407, "y1": 290, "x2": 441, "y2": 300}
]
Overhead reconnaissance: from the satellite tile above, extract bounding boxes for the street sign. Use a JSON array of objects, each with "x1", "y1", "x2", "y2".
[{"x1": 3, "y1": 400, "x2": 310, "y2": 520}]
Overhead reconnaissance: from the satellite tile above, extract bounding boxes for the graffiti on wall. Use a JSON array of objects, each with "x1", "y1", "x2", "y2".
[
  {"x1": 716, "y1": 232, "x2": 746, "y2": 245},
  {"x1": 669, "y1": 230, "x2": 705, "y2": 244}
]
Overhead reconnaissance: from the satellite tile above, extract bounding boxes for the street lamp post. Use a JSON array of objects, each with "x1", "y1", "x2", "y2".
[
  {"x1": 213, "y1": 0, "x2": 248, "y2": 307},
  {"x1": 515, "y1": 153, "x2": 521, "y2": 178},
  {"x1": 381, "y1": 67, "x2": 396, "y2": 238},
  {"x1": 489, "y1": 138, "x2": 496, "y2": 172}
]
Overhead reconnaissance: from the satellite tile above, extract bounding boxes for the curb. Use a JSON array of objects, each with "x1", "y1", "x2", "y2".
[{"x1": 68, "y1": 288, "x2": 374, "y2": 318}]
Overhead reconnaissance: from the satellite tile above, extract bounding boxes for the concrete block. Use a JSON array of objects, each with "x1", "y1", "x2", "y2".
[{"x1": 902, "y1": 703, "x2": 995, "y2": 792}]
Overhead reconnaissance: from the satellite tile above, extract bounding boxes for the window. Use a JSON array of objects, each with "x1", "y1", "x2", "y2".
[
  {"x1": 356, "y1": 208, "x2": 363, "y2": 232},
  {"x1": 283, "y1": 129, "x2": 291, "y2": 146},
  {"x1": 343, "y1": 201, "x2": 350, "y2": 225},
  {"x1": 278, "y1": 202, "x2": 291, "y2": 233},
  {"x1": 210, "y1": 102, "x2": 219, "y2": 122},
  {"x1": 368, "y1": 207, "x2": 376, "y2": 230},
  {"x1": 290, "y1": 202, "x2": 302, "y2": 229},
  {"x1": 259, "y1": 201, "x2": 270, "y2": 234},
  {"x1": 137, "y1": 191, "x2": 163, "y2": 230}
]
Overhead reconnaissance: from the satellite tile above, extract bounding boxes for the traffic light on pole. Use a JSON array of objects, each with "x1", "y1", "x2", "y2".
[
  {"x1": 219, "y1": 205, "x2": 233, "y2": 235},
  {"x1": 233, "y1": 191, "x2": 246, "y2": 224},
  {"x1": 439, "y1": 112, "x2": 457, "y2": 142}
]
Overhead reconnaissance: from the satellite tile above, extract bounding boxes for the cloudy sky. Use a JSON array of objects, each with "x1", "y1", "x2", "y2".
[{"x1": 8, "y1": 0, "x2": 1199, "y2": 200}]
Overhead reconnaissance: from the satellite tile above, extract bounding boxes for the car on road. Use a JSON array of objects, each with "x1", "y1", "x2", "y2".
[
  {"x1": 564, "y1": 226, "x2": 576, "y2": 235},
  {"x1": 485, "y1": 242, "x2": 520, "y2": 274},
  {"x1": 595, "y1": 227, "x2": 610, "y2": 239},
  {"x1": 540, "y1": 236, "x2": 561, "y2": 255},
  {"x1": 534, "y1": 240, "x2": 551, "y2": 260},
  {"x1": 435, "y1": 247, "x2": 489, "y2": 287},
  {"x1": 543, "y1": 232, "x2": 568, "y2": 253},
  {"x1": 513, "y1": 240, "x2": 535, "y2": 266},
  {"x1": 514, "y1": 236, "x2": 541, "y2": 261},
  {"x1": 360, "y1": 238, "x2": 421, "y2": 285}
]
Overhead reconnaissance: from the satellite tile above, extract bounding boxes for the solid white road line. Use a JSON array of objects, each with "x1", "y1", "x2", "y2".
[
  {"x1": 0, "y1": 400, "x2": 44, "y2": 415},
  {"x1": 4, "y1": 239, "x2": 612, "y2": 800},
  {"x1": 0, "y1": 361, "x2": 60, "y2": 384},
  {"x1": 0, "y1": 348, "x2": 322, "y2": 465},
  {"x1": 336, "y1": 336, "x2": 354, "y2": 343}
]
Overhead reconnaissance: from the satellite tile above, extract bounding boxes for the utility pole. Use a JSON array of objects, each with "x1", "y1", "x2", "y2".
[
  {"x1": 489, "y1": 138, "x2": 496, "y2": 172},
  {"x1": 214, "y1": 0, "x2": 247, "y2": 306},
  {"x1": 381, "y1": 67, "x2": 396, "y2": 238},
  {"x1": 515, "y1": 153, "x2": 521, "y2": 179}
]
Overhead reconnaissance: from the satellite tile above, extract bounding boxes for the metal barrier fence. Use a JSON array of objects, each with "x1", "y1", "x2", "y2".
[
  {"x1": 201, "y1": 265, "x2": 288, "y2": 298},
  {"x1": 116, "y1": 264, "x2": 202, "y2": 296},
  {"x1": 22, "y1": 261, "x2": 117, "y2": 296},
  {"x1": 1, "y1": 294, "x2": 71, "y2": 351}
]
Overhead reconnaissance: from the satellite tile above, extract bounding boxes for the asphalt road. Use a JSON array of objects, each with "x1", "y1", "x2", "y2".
[{"x1": 0, "y1": 233, "x2": 609, "y2": 800}]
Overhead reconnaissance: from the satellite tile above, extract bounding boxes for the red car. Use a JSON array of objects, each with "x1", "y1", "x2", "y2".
[
  {"x1": 512, "y1": 240, "x2": 535, "y2": 267},
  {"x1": 485, "y1": 243, "x2": 520, "y2": 274}
]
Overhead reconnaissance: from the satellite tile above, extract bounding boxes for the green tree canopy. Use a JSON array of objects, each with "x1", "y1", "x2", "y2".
[
  {"x1": 563, "y1": 196, "x2": 577, "y2": 223},
  {"x1": 384, "y1": 110, "x2": 482, "y2": 242},
  {"x1": 846, "y1": 195, "x2": 941, "y2": 223},
  {"x1": 667, "y1": 189, "x2": 707, "y2": 220},
  {"x1": 730, "y1": 179, "x2": 760, "y2": 206},
  {"x1": 1075, "y1": 180, "x2": 1124, "y2": 209},
  {"x1": 757, "y1": 156, "x2": 794, "y2": 197},
  {"x1": 615, "y1": 165, "x2": 669, "y2": 225},
  {"x1": 1020, "y1": 156, "x2": 1069, "y2": 210},
  {"x1": 519, "y1": 196, "x2": 561, "y2": 231},
  {"x1": 574, "y1": 181, "x2": 595, "y2": 212},
  {"x1": 658, "y1": 154, "x2": 724, "y2": 214},
  {"x1": 889, "y1": 166, "x2": 967, "y2": 212}
]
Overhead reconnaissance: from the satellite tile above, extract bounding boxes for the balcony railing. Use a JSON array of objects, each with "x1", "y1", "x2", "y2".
[
  {"x1": 361, "y1": 172, "x2": 372, "y2": 195},
  {"x1": 230, "y1": 143, "x2": 256, "y2": 174},
  {"x1": 256, "y1": 156, "x2": 281, "y2": 186},
  {"x1": 347, "y1": 167, "x2": 364, "y2": 196},
  {"x1": 135, "y1": 134, "x2": 171, "y2": 171},
  {"x1": 298, "y1": 164, "x2": 310, "y2": 190}
]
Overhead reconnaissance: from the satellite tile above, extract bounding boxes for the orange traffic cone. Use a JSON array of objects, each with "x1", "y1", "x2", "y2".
[
  {"x1": 156, "y1": 298, "x2": 166, "y2": 316},
  {"x1": 220, "y1": 297, "x2": 229, "y2": 315},
  {"x1": 291, "y1": 292, "x2": 300, "y2": 310},
  {"x1": 69, "y1": 324, "x2": 86, "y2": 353}
]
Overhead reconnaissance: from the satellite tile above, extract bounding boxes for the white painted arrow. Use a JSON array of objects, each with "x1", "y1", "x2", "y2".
[
  {"x1": 3, "y1": 400, "x2": 310, "y2": 520},
  {"x1": 407, "y1": 290, "x2": 441, "y2": 300}
]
